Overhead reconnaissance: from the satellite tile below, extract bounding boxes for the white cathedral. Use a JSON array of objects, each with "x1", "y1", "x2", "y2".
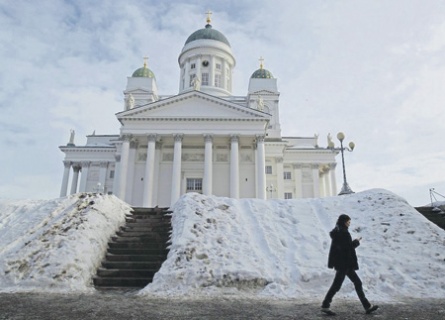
[{"x1": 59, "y1": 15, "x2": 340, "y2": 208}]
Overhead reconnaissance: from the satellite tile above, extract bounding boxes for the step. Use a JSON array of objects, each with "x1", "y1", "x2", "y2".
[
  {"x1": 132, "y1": 207, "x2": 171, "y2": 213},
  {"x1": 120, "y1": 224, "x2": 172, "y2": 233},
  {"x1": 106, "y1": 254, "x2": 168, "y2": 262},
  {"x1": 125, "y1": 218, "x2": 171, "y2": 225},
  {"x1": 102, "y1": 261, "x2": 162, "y2": 269},
  {"x1": 93, "y1": 276, "x2": 151, "y2": 288},
  {"x1": 113, "y1": 230, "x2": 170, "y2": 240},
  {"x1": 108, "y1": 241, "x2": 167, "y2": 249},
  {"x1": 111, "y1": 236, "x2": 169, "y2": 243},
  {"x1": 96, "y1": 268, "x2": 157, "y2": 278},
  {"x1": 107, "y1": 248, "x2": 169, "y2": 255},
  {"x1": 126, "y1": 215, "x2": 171, "y2": 221}
]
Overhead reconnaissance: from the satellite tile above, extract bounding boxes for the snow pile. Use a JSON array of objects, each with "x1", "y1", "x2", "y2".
[
  {"x1": 0, "y1": 189, "x2": 444, "y2": 300},
  {"x1": 0, "y1": 193, "x2": 130, "y2": 292},
  {"x1": 141, "y1": 189, "x2": 445, "y2": 300}
]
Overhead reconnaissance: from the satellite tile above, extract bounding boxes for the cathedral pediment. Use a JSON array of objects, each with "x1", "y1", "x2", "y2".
[{"x1": 117, "y1": 91, "x2": 269, "y2": 121}]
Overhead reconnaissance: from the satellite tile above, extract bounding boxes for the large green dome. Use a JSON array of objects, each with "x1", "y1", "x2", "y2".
[
  {"x1": 132, "y1": 65, "x2": 156, "y2": 78},
  {"x1": 185, "y1": 24, "x2": 231, "y2": 47},
  {"x1": 251, "y1": 68, "x2": 274, "y2": 79}
]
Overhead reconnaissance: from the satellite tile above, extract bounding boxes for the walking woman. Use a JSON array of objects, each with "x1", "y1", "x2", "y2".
[{"x1": 321, "y1": 214, "x2": 379, "y2": 316}]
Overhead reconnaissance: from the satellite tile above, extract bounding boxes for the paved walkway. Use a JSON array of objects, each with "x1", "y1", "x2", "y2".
[{"x1": 0, "y1": 292, "x2": 444, "y2": 319}]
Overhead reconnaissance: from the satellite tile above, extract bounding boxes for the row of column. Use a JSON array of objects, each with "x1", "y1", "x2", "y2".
[
  {"x1": 59, "y1": 161, "x2": 109, "y2": 197},
  {"x1": 116, "y1": 133, "x2": 267, "y2": 207}
]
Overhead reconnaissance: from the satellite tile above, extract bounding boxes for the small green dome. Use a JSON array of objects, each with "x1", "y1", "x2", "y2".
[
  {"x1": 251, "y1": 68, "x2": 274, "y2": 79},
  {"x1": 185, "y1": 24, "x2": 231, "y2": 47},
  {"x1": 132, "y1": 66, "x2": 156, "y2": 78}
]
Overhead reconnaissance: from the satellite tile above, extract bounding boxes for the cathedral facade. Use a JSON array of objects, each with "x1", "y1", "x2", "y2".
[{"x1": 59, "y1": 16, "x2": 339, "y2": 207}]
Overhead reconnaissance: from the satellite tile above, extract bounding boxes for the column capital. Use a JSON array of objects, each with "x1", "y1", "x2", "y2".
[
  {"x1": 130, "y1": 138, "x2": 139, "y2": 149},
  {"x1": 100, "y1": 161, "x2": 108, "y2": 168},
  {"x1": 63, "y1": 161, "x2": 71, "y2": 168},
  {"x1": 311, "y1": 164, "x2": 320, "y2": 170},
  {"x1": 81, "y1": 161, "x2": 91, "y2": 168},
  {"x1": 329, "y1": 163, "x2": 337, "y2": 170},
  {"x1": 147, "y1": 134, "x2": 157, "y2": 142},
  {"x1": 174, "y1": 134, "x2": 184, "y2": 142},
  {"x1": 121, "y1": 134, "x2": 132, "y2": 142},
  {"x1": 204, "y1": 134, "x2": 213, "y2": 143},
  {"x1": 276, "y1": 157, "x2": 283, "y2": 163},
  {"x1": 255, "y1": 135, "x2": 265, "y2": 142},
  {"x1": 230, "y1": 134, "x2": 239, "y2": 143},
  {"x1": 115, "y1": 155, "x2": 121, "y2": 162}
]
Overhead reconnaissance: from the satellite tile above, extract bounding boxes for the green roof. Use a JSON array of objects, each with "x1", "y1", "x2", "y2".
[
  {"x1": 251, "y1": 68, "x2": 274, "y2": 79},
  {"x1": 185, "y1": 24, "x2": 230, "y2": 47},
  {"x1": 132, "y1": 66, "x2": 156, "y2": 78}
]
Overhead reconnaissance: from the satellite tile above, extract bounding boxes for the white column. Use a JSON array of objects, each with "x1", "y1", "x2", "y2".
[
  {"x1": 276, "y1": 157, "x2": 284, "y2": 199},
  {"x1": 203, "y1": 134, "x2": 213, "y2": 195},
  {"x1": 118, "y1": 135, "x2": 131, "y2": 201},
  {"x1": 126, "y1": 139, "x2": 138, "y2": 204},
  {"x1": 209, "y1": 56, "x2": 215, "y2": 86},
  {"x1": 222, "y1": 60, "x2": 227, "y2": 90},
  {"x1": 112, "y1": 155, "x2": 121, "y2": 196},
  {"x1": 98, "y1": 162, "x2": 108, "y2": 193},
  {"x1": 256, "y1": 135, "x2": 266, "y2": 199},
  {"x1": 329, "y1": 163, "x2": 338, "y2": 195},
  {"x1": 196, "y1": 55, "x2": 202, "y2": 85},
  {"x1": 60, "y1": 161, "x2": 71, "y2": 197},
  {"x1": 143, "y1": 134, "x2": 157, "y2": 207},
  {"x1": 70, "y1": 163, "x2": 81, "y2": 194},
  {"x1": 293, "y1": 164, "x2": 303, "y2": 198},
  {"x1": 170, "y1": 134, "x2": 183, "y2": 206},
  {"x1": 230, "y1": 135, "x2": 240, "y2": 198},
  {"x1": 79, "y1": 161, "x2": 91, "y2": 192},
  {"x1": 312, "y1": 164, "x2": 320, "y2": 197}
]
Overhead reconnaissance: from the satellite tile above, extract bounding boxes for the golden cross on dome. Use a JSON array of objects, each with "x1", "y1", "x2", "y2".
[
  {"x1": 206, "y1": 10, "x2": 212, "y2": 24},
  {"x1": 259, "y1": 56, "x2": 264, "y2": 69},
  {"x1": 143, "y1": 56, "x2": 149, "y2": 68}
]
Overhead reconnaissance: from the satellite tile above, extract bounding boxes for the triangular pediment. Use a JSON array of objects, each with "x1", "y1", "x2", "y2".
[{"x1": 117, "y1": 91, "x2": 269, "y2": 120}]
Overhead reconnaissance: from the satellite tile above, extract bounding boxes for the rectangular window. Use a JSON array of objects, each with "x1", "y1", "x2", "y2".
[
  {"x1": 285, "y1": 192, "x2": 293, "y2": 199},
  {"x1": 265, "y1": 165, "x2": 272, "y2": 174},
  {"x1": 216, "y1": 63, "x2": 221, "y2": 70},
  {"x1": 214, "y1": 74, "x2": 221, "y2": 87},
  {"x1": 284, "y1": 171, "x2": 292, "y2": 180},
  {"x1": 109, "y1": 170, "x2": 115, "y2": 179},
  {"x1": 202, "y1": 73, "x2": 209, "y2": 86},
  {"x1": 186, "y1": 178, "x2": 203, "y2": 193},
  {"x1": 191, "y1": 63, "x2": 196, "y2": 69},
  {"x1": 189, "y1": 74, "x2": 196, "y2": 87}
]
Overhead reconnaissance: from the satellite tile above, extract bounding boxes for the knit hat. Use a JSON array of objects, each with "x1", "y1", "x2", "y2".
[{"x1": 337, "y1": 214, "x2": 351, "y2": 227}]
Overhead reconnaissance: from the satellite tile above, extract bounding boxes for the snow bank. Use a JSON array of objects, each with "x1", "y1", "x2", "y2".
[
  {"x1": 141, "y1": 189, "x2": 445, "y2": 300},
  {"x1": 0, "y1": 193, "x2": 131, "y2": 292}
]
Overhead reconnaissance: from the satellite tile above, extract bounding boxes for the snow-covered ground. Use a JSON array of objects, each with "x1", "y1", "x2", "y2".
[{"x1": 1, "y1": 189, "x2": 444, "y2": 302}]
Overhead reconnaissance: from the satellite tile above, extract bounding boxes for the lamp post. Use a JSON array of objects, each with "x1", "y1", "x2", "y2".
[
  {"x1": 266, "y1": 184, "x2": 277, "y2": 199},
  {"x1": 337, "y1": 132, "x2": 355, "y2": 195}
]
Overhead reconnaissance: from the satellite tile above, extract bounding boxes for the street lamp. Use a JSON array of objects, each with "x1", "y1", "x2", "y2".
[
  {"x1": 337, "y1": 132, "x2": 355, "y2": 195},
  {"x1": 266, "y1": 184, "x2": 277, "y2": 199}
]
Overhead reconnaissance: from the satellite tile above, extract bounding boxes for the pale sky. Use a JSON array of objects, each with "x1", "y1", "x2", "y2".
[{"x1": 1, "y1": 0, "x2": 444, "y2": 206}]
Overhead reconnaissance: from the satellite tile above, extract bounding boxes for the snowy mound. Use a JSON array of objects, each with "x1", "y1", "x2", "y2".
[
  {"x1": 141, "y1": 189, "x2": 445, "y2": 300},
  {"x1": 0, "y1": 193, "x2": 130, "y2": 292}
]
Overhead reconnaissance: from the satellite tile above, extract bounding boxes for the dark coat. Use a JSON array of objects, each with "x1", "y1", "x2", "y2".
[{"x1": 327, "y1": 225, "x2": 360, "y2": 271}]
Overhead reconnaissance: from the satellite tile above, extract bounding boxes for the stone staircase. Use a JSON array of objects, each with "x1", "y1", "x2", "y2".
[{"x1": 93, "y1": 207, "x2": 172, "y2": 289}]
